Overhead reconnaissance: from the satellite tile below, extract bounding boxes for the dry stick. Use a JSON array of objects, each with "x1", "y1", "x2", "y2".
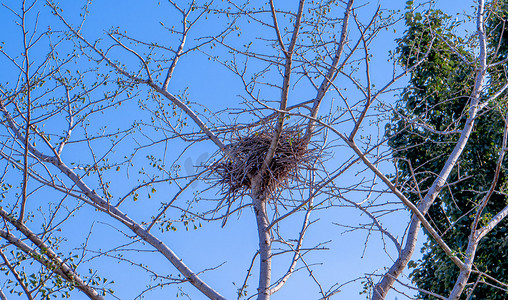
[
  {"x1": 237, "y1": 252, "x2": 259, "y2": 300},
  {"x1": 305, "y1": 0, "x2": 355, "y2": 141},
  {"x1": 148, "y1": 83, "x2": 226, "y2": 151},
  {"x1": 48, "y1": 1, "x2": 227, "y2": 153},
  {"x1": 472, "y1": 115, "x2": 508, "y2": 233},
  {"x1": 478, "y1": 194, "x2": 508, "y2": 240},
  {"x1": 19, "y1": 0, "x2": 31, "y2": 223},
  {"x1": 346, "y1": 138, "x2": 462, "y2": 266},
  {"x1": 147, "y1": 170, "x2": 205, "y2": 232},
  {"x1": 373, "y1": 272, "x2": 448, "y2": 300},
  {"x1": 478, "y1": 80, "x2": 508, "y2": 111},
  {"x1": 341, "y1": 196, "x2": 402, "y2": 253},
  {"x1": 472, "y1": 270, "x2": 508, "y2": 290},
  {"x1": 270, "y1": 193, "x2": 313, "y2": 294},
  {"x1": 0, "y1": 287, "x2": 7, "y2": 300},
  {"x1": 268, "y1": 0, "x2": 287, "y2": 55},
  {"x1": 57, "y1": 85, "x2": 74, "y2": 155},
  {"x1": 349, "y1": 7, "x2": 375, "y2": 141},
  {"x1": 163, "y1": 1, "x2": 189, "y2": 90},
  {"x1": 465, "y1": 275, "x2": 483, "y2": 300},
  {"x1": 266, "y1": 154, "x2": 362, "y2": 231},
  {"x1": 107, "y1": 33, "x2": 152, "y2": 82}
]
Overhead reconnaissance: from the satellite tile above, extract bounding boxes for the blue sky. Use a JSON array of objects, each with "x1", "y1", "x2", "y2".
[{"x1": 0, "y1": 0, "x2": 476, "y2": 299}]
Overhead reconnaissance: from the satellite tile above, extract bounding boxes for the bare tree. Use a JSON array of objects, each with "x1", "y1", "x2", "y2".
[{"x1": 1, "y1": 0, "x2": 508, "y2": 299}]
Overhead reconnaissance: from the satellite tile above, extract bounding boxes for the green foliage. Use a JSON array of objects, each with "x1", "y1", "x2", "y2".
[{"x1": 387, "y1": 2, "x2": 508, "y2": 299}]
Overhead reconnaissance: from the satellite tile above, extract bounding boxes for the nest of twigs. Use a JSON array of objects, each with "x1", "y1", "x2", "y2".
[{"x1": 215, "y1": 127, "x2": 313, "y2": 199}]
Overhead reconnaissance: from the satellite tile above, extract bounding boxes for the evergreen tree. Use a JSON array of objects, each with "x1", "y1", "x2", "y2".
[{"x1": 387, "y1": 2, "x2": 508, "y2": 298}]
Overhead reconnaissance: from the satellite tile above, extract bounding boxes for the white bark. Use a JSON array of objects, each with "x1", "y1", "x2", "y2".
[
  {"x1": 252, "y1": 181, "x2": 272, "y2": 300},
  {"x1": 373, "y1": 0, "x2": 491, "y2": 298},
  {"x1": 0, "y1": 98, "x2": 226, "y2": 300},
  {"x1": 0, "y1": 225, "x2": 104, "y2": 300}
]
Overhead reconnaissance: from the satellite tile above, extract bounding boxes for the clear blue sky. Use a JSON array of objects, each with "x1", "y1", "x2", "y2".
[{"x1": 0, "y1": 0, "x2": 474, "y2": 299}]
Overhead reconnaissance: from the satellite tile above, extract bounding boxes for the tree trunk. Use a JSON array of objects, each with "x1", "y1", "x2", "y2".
[
  {"x1": 251, "y1": 178, "x2": 272, "y2": 300},
  {"x1": 372, "y1": 217, "x2": 420, "y2": 299}
]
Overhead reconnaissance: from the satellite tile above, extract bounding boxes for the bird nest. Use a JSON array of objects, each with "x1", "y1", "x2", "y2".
[{"x1": 215, "y1": 127, "x2": 313, "y2": 200}]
